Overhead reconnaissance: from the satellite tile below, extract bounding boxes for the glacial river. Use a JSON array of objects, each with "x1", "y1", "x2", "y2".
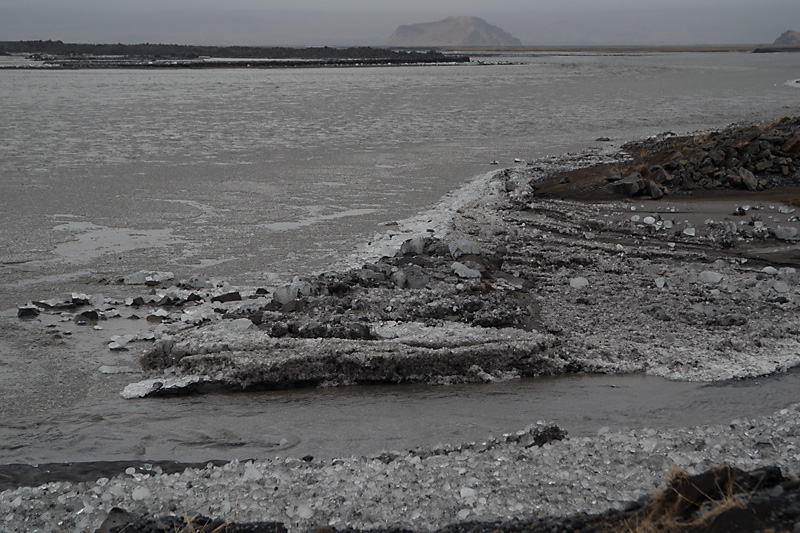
[{"x1": 1, "y1": 51, "x2": 800, "y2": 470}]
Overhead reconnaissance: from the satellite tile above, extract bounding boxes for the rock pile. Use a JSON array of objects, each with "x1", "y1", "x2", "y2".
[{"x1": 602, "y1": 117, "x2": 800, "y2": 198}]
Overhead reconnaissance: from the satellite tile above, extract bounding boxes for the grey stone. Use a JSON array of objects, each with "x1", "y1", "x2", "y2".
[
  {"x1": 739, "y1": 168, "x2": 758, "y2": 191},
  {"x1": 604, "y1": 168, "x2": 623, "y2": 182},
  {"x1": 611, "y1": 173, "x2": 646, "y2": 196},
  {"x1": 17, "y1": 306, "x2": 40, "y2": 318},
  {"x1": 647, "y1": 180, "x2": 664, "y2": 200},
  {"x1": 211, "y1": 292, "x2": 242, "y2": 303}
]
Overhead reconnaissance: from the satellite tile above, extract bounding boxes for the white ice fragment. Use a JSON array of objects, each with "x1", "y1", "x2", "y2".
[
  {"x1": 123, "y1": 271, "x2": 174, "y2": 285},
  {"x1": 700, "y1": 271, "x2": 723, "y2": 284},
  {"x1": 655, "y1": 277, "x2": 666, "y2": 289},
  {"x1": 460, "y1": 487, "x2": 476, "y2": 499},
  {"x1": 146, "y1": 309, "x2": 170, "y2": 323},
  {"x1": 109, "y1": 334, "x2": 135, "y2": 351},
  {"x1": 99, "y1": 365, "x2": 135, "y2": 374},
  {"x1": 570, "y1": 277, "x2": 589, "y2": 289},
  {"x1": 762, "y1": 267, "x2": 779, "y2": 275},
  {"x1": 773, "y1": 227, "x2": 798, "y2": 241},
  {"x1": 131, "y1": 486, "x2": 150, "y2": 501},
  {"x1": 297, "y1": 504, "x2": 313, "y2": 519},
  {"x1": 631, "y1": 215, "x2": 641, "y2": 222},
  {"x1": 223, "y1": 318, "x2": 254, "y2": 333},
  {"x1": 643, "y1": 216, "x2": 656, "y2": 225},
  {"x1": 452, "y1": 262, "x2": 482, "y2": 279},
  {"x1": 457, "y1": 509, "x2": 471, "y2": 520},
  {"x1": 773, "y1": 281, "x2": 791, "y2": 294},
  {"x1": 242, "y1": 463, "x2": 263, "y2": 481},
  {"x1": 121, "y1": 375, "x2": 211, "y2": 399},
  {"x1": 273, "y1": 281, "x2": 313, "y2": 304},
  {"x1": 448, "y1": 239, "x2": 482, "y2": 259},
  {"x1": 683, "y1": 227, "x2": 696, "y2": 237},
  {"x1": 779, "y1": 206, "x2": 796, "y2": 214}
]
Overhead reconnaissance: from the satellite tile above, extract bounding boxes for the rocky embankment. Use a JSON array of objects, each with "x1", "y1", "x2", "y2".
[
  {"x1": 7, "y1": 117, "x2": 800, "y2": 531},
  {"x1": 538, "y1": 116, "x2": 800, "y2": 201}
]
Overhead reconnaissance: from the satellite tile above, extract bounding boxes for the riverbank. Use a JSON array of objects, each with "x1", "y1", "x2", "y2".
[
  {"x1": 109, "y1": 118, "x2": 800, "y2": 396},
  {"x1": 3, "y1": 118, "x2": 800, "y2": 530}
]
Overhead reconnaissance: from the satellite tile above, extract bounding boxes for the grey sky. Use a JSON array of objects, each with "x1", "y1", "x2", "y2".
[{"x1": 2, "y1": 0, "x2": 798, "y2": 46}]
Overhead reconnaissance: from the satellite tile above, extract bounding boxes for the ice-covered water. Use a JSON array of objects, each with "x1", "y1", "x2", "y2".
[
  {"x1": 1, "y1": 51, "x2": 800, "y2": 468},
  {"x1": 2, "y1": 52, "x2": 799, "y2": 299}
]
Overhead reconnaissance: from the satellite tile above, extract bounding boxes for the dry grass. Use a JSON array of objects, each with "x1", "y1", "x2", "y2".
[
  {"x1": 179, "y1": 510, "x2": 231, "y2": 533},
  {"x1": 623, "y1": 465, "x2": 760, "y2": 533}
]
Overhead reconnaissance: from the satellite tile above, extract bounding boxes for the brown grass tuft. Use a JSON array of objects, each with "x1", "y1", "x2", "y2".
[{"x1": 623, "y1": 465, "x2": 758, "y2": 533}]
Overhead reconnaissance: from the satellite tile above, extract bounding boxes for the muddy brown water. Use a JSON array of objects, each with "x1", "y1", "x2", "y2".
[{"x1": 2, "y1": 368, "x2": 800, "y2": 491}]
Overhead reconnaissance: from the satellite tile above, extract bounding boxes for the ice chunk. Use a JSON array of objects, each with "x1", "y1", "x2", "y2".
[
  {"x1": 242, "y1": 463, "x2": 263, "y2": 481},
  {"x1": 123, "y1": 271, "x2": 175, "y2": 285},
  {"x1": 452, "y1": 262, "x2": 481, "y2": 279},
  {"x1": 700, "y1": 271, "x2": 723, "y2": 284},
  {"x1": 448, "y1": 239, "x2": 482, "y2": 259},
  {"x1": 221, "y1": 318, "x2": 254, "y2": 333},
  {"x1": 109, "y1": 334, "x2": 135, "y2": 350},
  {"x1": 773, "y1": 226, "x2": 798, "y2": 241},
  {"x1": 131, "y1": 486, "x2": 150, "y2": 501},
  {"x1": 570, "y1": 277, "x2": 589, "y2": 289}
]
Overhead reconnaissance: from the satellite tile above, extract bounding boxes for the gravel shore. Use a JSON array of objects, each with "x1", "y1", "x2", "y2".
[{"x1": 4, "y1": 119, "x2": 800, "y2": 531}]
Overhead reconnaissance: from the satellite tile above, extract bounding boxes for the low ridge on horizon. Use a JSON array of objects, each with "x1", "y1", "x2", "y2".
[{"x1": 382, "y1": 16, "x2": 521, "y2": 48}]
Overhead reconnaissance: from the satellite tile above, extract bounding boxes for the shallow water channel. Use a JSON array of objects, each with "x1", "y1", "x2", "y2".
[{"x1": 4, "y1": 368, "x2": 800, "y2": 469}]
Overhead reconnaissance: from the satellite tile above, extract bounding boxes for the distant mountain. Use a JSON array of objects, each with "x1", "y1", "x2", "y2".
[
  {"x1": 774, "y1": 30, "x2": 800, "y2": 45},
  {"x1": 382, "y1": 16, "x2": 521, "y2": 48}
]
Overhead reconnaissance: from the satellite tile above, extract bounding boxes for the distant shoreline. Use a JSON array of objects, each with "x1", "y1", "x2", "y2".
[
  {"x1": 0, "y1": 57, "x2": 471, "y2": 70},
  {"x1": 426, "y1": 44, "x2": 798, "y2": 53},
  {"x1": 0, "y1": 41, "x2": 470, "y2": 69}
]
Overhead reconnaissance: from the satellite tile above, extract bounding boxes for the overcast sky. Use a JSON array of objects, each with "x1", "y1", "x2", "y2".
[{"x1": 2, "y1": 0, "x2": 798, "y2": 46}]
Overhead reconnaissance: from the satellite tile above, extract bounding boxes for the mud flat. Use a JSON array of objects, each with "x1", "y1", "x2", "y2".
[{"x1": 3, "y1": 118, "x2": 800, "y2": 531}]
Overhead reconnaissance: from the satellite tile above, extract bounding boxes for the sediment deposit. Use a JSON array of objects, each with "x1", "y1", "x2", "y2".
[{"x1": 5, "y1": 118, "x2": 800, "y2": 531}]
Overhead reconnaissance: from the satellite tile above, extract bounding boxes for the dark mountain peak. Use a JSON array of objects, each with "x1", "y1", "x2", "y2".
[
  {"x1": 774, "y1": 30, "x2": 800, "y2": 45},
  {"x1": 382, "y1": 16, "x2": 521, "y2": 48}
]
